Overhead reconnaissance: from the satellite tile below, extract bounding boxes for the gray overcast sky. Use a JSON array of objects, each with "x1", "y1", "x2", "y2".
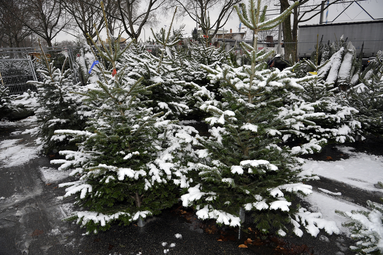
[
  {"x1": 57, "y1": 0, "x2": 383, "y2": 43},
  {"x1": 164, "y1": 0, "x2": 383, "y2": 37}
]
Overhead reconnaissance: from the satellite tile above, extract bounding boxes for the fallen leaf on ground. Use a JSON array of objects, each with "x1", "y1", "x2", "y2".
[
  {"x1": 244, "y1": 238, "x2": 253, "y2": 245},
  {"x1": 31, "y1": 229, "x2": 44, "y2": 237}
]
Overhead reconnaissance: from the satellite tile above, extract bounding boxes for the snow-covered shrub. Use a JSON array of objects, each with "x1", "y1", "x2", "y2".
[
  {"x1": 121, "y1": 35, "x2": 195, "y2": 120},
  {"x1": 0, "y1": 84, "x2": 36, "y2": 121},
  {"x1": 149, "y1": 21, "x2": 230, "y2": 121},
  {"x1": 172, "y1": 40, "x2": 232, "y2": 122},
  {"x1": 337, "y1": 200, "x2": 383, "y2": 254},
  {"x1": 185, "y1": 40, "x2": 229, "y2": 68},
  {"x1": 28, "y1": 48, "x2": 86, "y2": 154},
  {"x1": 119, "y1": 25, "x2": 229, "y2": 122}
]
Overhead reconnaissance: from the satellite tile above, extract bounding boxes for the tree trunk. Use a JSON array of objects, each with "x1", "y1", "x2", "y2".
[
  {"x1": 280, "y1": 0, "x2": 297, "y2": 62},
  {"x1": 135, "y1": 192, "x2": 141, "y2": 208},
  {"x1": 292, "y1": 4, "x2": 299, "y2": 62},
  {"x1": 46, "y1": 39, "x2": 53, "y2": 47}
]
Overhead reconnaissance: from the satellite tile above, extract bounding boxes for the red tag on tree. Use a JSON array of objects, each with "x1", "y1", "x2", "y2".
[{"x1": 112, "y1": 68, "x2": 117, "y2": 77}]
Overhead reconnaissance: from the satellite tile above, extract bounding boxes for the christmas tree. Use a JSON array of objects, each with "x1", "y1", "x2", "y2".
[
  {"x1": 29, "y1": 45, "x2": 86, "y2": 154},
  {"x1": 0, "y1": 81, "x2": 11, "y2": 119},
  {"x1": 181, "y1": 0, "x2": 322, "y2": 235},
  {"x1": 337, "y1": 200, "x2": 383, "y2": 254},
  {"x1": 347, "y1": 51, "x2": 383, "y2": 137},
  {"x1": 284, "y1": 59, "x2": 360, "y2": 148},
  {"x1": 52, "y1": 8, "x2": 192, "y2": 233}
]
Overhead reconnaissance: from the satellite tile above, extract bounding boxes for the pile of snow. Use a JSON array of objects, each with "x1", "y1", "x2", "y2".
[{"x1": 303, "y1": 146, "x2": 383, "y2": 192}]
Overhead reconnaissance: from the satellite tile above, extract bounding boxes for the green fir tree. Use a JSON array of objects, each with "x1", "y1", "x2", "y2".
[
  {"x1": 347, "y1": 51, "x2": 383, "y2": 137},
  {"x1": 0, "y1": 82, "x2": 11, "y2": 119},
  {"x1": 52, "y1": 12, "x2": 190, "y2": 233},
  {"x1": 181, "y1": 0, "x2": 321, "y2": 235},
  {"x1": 284, "y1": 59, "x2": 360, "y2": 148},
  {"x1": 337, "y1": 200, "x2": 383, "y2": 255},
  {"x1": 29, "y1": 45, "x2": 86, "y2": 154}
]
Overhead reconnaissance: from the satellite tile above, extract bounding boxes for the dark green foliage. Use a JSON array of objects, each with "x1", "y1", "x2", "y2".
[
  {"x1": 0, "y1": 84, "x2": 11, "y2": 119},
  {"x1": 286, "y1": 59, "x2": 360, "y2": 146},
  {"x1": 29, "y1": 50, "x2": 86, "y2": 154},
  {"x1": 52, "y1": 31, "x2": 188, "y2": 234},
  {"x1": 181, "y1": 1, "x2": 315, "y2": 235},
  {"x1": 347, "y1": 51, "x2": 383, "y2": 137}
]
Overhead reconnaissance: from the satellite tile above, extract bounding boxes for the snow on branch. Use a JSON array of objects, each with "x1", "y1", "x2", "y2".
[
  {"x1": 294, "y1": 208, "x2": 340, "y2": 237},
  {"x1": 196, "y1": 205, "x2": 241, "y2": 227}
]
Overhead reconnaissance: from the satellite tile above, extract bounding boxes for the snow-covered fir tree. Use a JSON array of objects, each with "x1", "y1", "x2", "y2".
[
  {"x1": 28, "y1": 46, "x2": 86, "y2": 154},
  {"x1": 182, "y1": 40, "x2": 232, "y2": 119},
  {"x1": 180, "y1": 0, "x2": 337, "y2": 236},
  {"x1": 285, "y1": 59, "x2": 360, "y2": 147},
  {"x1": 347, "y1": 51, "x2": 383, "y2": 137},
  {"x1": 0, "y1": 83, "x2": 11, "y2": 119},
  {"x1": 121, "y1": 17, "x2": 230, "y2": 122},
  {"x1": 121, "y1": 20, "x2": 194, "y2": 120},
  {"x1": 51, "y1": 24, "x2": 195, "y2": 233},
  {"x1": 337, "y1": 200, "x2": 383, "y2": 254}
]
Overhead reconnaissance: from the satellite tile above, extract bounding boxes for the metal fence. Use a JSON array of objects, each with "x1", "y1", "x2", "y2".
[{"x1": 0, "y1": 46, "x2": 80, "y2": 94}]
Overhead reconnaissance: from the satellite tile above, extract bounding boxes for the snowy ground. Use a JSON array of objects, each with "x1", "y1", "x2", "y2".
[{"x1": 302, "y1": 146, "x2": 383, "y2": 235}]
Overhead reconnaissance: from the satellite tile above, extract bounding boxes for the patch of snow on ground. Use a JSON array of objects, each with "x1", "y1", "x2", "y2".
[
  {"x1": 58, "y1": 203, "x2": 75, "y2": 219},
  {"x1": 318, "y1": 187, "x2": 342, "y2": 196},
  {"x1": 161, "y1": 234, "x2": 183, "y2": 254},
  {"x1": 39, "y1": 166, "x2": 70, "y2": 183},
  {"x1": 303, "y1": 147, "x2": 383, "y2": 192},
  {"x1": 302, "y1": 146, "x2": 383, "y2": 234},
  {"x1": 0, "y1": 139, "x2": 39, "y2": 167}
]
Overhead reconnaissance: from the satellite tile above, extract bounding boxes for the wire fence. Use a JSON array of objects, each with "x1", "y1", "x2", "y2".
[{"x1": 0, "y1": 46, "x2": 81, "y2": 94}]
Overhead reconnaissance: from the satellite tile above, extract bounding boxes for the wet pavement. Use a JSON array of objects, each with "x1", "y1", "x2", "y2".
[{"x1": 0, "y1": 118, "x2": 376, "y2": 255}]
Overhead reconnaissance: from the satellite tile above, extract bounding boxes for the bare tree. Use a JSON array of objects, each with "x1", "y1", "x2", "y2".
[
  {"x1": 279, "y1": 0, "x2": 361, "y2": 62},
  {"x1": 109, "y1": 0, "x2": 165, "y2": 41},
  {"x1": 60, "y1": 0, "x2": 119, "y2": 45},
  {"x1": 0, "y1": 1, "x2": 32, "y2": 47},
  {"x1": 171, "y1": 0, "x2": 242, "y2": 44},
  {"x1": 20, "y1": 0, "x2": 68, "y2": 47}
]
